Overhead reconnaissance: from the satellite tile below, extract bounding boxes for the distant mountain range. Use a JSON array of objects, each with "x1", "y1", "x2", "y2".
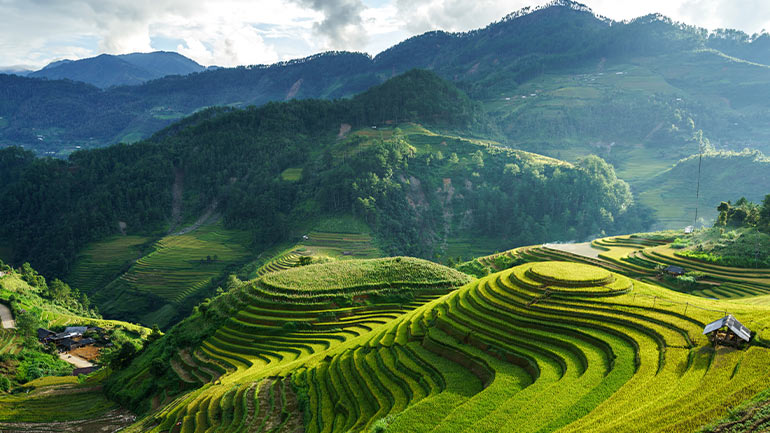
[
  {"x1": 23, "y1": 51, "x2": 207, "y2": 88},
  {"x1": 3, "y1": 1, "x2": 770, "y2": 157}
]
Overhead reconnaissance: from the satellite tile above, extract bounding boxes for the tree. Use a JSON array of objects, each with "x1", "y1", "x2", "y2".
[
  {"x1": 0, "y1": 375, "x2": 10, "y2": 392},
  {"x1": 149, "y1": 358, "x2": 167, "y2": 377},
  {"x1": 15, "y1": 309, "x2": 44, "y2": 346},
  {"x1": 471, "y1": 150, "x2": 485, "y2": 168},
  {"x1": 47, "y1": 279, "x2": 71, "y2": 303},
  {"x1": 110, "y1": 343, "x2": 137, "y2": 370},
  {"x1": 760, "y1": 194, "x2": 770, "y2": 233},
  {"x1": 146, "y1": 325, "x2": 162, "y2": 345}
]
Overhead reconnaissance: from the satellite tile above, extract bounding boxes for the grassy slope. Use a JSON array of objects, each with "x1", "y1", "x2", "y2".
[
  {"x1": 638, "y1": 151, "x2": 770, "y2": 228},
  {"x1": 483, "y1": 53, "x2": 770, "y2": 229},
  {"x1": 0, "y1": 271, "x2": 148, "y2": 334},
  {"x1": 673, "y1": 227, "x2": 770, "y2": 268}
]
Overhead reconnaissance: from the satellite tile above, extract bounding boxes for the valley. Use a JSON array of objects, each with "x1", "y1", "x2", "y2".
[{"x1": 3, "y1": 1, "x2": 770, "y2": 432}]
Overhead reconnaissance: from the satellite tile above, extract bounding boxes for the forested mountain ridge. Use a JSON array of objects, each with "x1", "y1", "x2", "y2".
[
  {"x1": 4, "y1": 0, "x2": 770, "y2": 160},
  {"x1": 0, "y1": 70, "x2": 650, "y2": 326}
]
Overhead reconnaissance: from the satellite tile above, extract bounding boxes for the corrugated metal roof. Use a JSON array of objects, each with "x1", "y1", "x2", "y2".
[{"x1": 702, "y1": 315, "x2": 752, "y2": 342}]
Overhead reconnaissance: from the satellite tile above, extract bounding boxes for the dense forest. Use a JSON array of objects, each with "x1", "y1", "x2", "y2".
[{"x1": 0, "y1": 70, "x2": 650, "y2": 283}]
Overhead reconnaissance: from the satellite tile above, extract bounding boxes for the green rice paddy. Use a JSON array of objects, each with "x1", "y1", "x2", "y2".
[
  {"x1": 117, "y1": 248, "x2": 770, "y2": 433},
  {"x1": 89, "y1": 221, "x2": 253, "y2": 327},
  {"x1": 67, "y1": 235, "x2": 150, "y2": 293}
]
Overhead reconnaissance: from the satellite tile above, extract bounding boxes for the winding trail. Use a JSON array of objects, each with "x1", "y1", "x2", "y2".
[{"x1": 0, "y1": 302, "x2": 15, "y2": 329}]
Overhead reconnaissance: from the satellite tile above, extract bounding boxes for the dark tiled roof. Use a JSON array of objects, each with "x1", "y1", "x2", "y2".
[{"x1": 665, "y1": 265, "x2": 685, "y2": 274}]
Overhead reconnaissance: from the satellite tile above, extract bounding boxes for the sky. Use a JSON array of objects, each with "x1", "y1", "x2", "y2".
[{"x1": 2, "y1": 0, "x2": 770, "y2": 70}]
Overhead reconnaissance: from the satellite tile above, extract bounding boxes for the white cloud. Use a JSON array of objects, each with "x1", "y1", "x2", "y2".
[{"x1": 394, "y1": 0, "x2": 547, "y2": 34}]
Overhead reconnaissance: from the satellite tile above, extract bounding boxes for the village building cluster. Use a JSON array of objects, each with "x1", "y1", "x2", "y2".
[{"x1": 36, "y1": 325, "x2": 109, "y2": 352}]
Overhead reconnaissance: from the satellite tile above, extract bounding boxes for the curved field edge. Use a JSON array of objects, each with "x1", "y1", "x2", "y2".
[{"x1": 111, "y1": 256, "x2": 770, "y2": 433}]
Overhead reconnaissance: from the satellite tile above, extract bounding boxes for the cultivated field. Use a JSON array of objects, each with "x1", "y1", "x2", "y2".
[
  {"x1": 117, "y1": 251, "x2": 770, "y2": 433},
  {"x1": 90, "y1": 221, "x2": 253, "y2": 326},
  {"x1": 67, "y1": 235, "x2": 150, "y2": 293}
]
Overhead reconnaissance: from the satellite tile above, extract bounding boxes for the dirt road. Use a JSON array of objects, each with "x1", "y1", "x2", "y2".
[
  {"x1": 0, "y1": 302, "x2": 15, "y2": 329},
  {"x1": 59, "y1": 352, "x2": 94, "y2": 369}
]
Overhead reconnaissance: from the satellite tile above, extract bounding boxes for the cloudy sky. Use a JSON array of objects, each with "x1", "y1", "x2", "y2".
[{"x1": 2, "y1": 0, "x2": 770, "y2": 69}]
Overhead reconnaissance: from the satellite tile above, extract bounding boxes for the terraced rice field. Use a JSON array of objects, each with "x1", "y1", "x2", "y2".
[
  {"x1": 123, "y1": 258, "x2": 770, "y2": 433},
  {"x1": 0, "y1": 381, "x2": 119, "y2": 423},
  {"x1": 116, "y1": 222, "x2": 252, "y2": 303},
  {"x1": 124, "y1": 258, "x2": 466, "y2": 433},
  {"x1": 472, "y1": 235, "x2": 770, "y2": 301},
  {"x1": 297, "y1": 231, "x2": 381, "y2": 259},
  {"x1": 0, "y1": 329, "x2": 19, "y2": 355},
  {"x1": 67, "y1": 235, "x2": 149, "y2": 292},
  {"x1": 256, "y1": 251, "x2": 307, "y2": 277}
]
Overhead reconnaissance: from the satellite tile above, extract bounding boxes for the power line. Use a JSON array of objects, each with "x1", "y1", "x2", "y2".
[{"x1": 694, "y1": 140, "x2": 703, "y2": 226}]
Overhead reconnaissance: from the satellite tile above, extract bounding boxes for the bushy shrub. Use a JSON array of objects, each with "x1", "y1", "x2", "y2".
[
  {"x1": 370, "y1": 415, "x2": 395, "y2": 433},
  {"x1": 670, "y1": 238, "x2": 689, "y2": 249},
  {"x1": 0, "y1": 375, "x2": 10, "y2": 392}
]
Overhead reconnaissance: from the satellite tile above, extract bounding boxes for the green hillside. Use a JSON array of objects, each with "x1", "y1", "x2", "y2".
[
  {"x1": 1, "y1": 71, "x2": 650, "y2": 327},
  {"x1": 638, "y1": 150, "x2": 770, "y2": 228},
  {"x1": 0, "y1": 263, "x2": 150, "y2": 431},
  {"x1": 104, "y1": 257, "x2": 471, "y2": 414},
  {"x1": 101, "y1": 250, "x2": 770, "y2": 433}
]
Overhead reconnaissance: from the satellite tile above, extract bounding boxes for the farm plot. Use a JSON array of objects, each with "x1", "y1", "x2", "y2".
[
  {"x1": 124, "y1": 250, "x2": 770, "y2": 433},
  {"x1": 491, "y1": 236, "x2": 770, "y2": 301},
  {"x1": 298, "y1": 231, "x2": 381, "y2": 259},
  {"x1": 67, "y1": 235, "x2": 150, "y2": 293},
  {"x1": 116, "y1": 222, "x2": 252, "y2": 303},
  {"x1": 127, "y1": 257, "x2": 471, "y2": 433}
]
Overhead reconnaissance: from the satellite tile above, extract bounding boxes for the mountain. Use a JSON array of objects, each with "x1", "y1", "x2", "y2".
[
  {"x1": 27, "y1": 51, "x2": 205, "y2": 88},
  {"x1": 0, "y1": 65, "x2": 31, "y2": 76},
  {"x1": 4, "y1": 1, "x2": 770, "y2": 159},
  {"x1": 0, "y1": 70, "x2": 650, "y2": 326}
]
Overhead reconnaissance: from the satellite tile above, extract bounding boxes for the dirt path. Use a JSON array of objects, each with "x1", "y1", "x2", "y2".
[
  {"x1": 172, "y1": 201, "x2": 218, "y2": 236},
  {"x1": 0, "y1": 302, "x2": 15, "y2": 329},
  {"x1": 0, "y1": 408, "x2": 135, "y2": 433},
  {"x1": 59, "y1": 352, "x2": 94, "y2": 369},
  {"x1": 542, "y1": 242, "x2": 601, "y2": 259},
  {"x1": 167, "y1": 168, "x2": 184, "y2": 234}
]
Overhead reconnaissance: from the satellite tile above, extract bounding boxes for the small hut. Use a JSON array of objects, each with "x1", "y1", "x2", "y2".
[
  {"x1": 703, "y1": 315, "x2": 752, "y2": 347},
  {"x1": 664, "y1": 265, "x2": 685, "y2": 276}
]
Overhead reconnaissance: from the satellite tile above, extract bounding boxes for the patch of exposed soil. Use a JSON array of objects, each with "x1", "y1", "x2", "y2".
[
  {"x1": 167, "y1": 168, "x2": 184, "y2": 234},
  {"x1": 0, "y1": 409, "x2": 135, "y2": 433}
]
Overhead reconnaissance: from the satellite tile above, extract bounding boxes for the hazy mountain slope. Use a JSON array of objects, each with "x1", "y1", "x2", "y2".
[
  {"x1": 28, "y1": 51, "x2": 205, "y2": 88},
  {"x1": 638, "y1": 150, "x2": 770, "y2": 228}
]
